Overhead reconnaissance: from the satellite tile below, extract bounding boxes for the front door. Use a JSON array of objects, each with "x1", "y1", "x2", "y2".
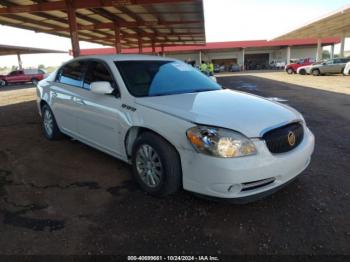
[{"x1": 74, "y1": 60, "x2": 124, "y2": 157}]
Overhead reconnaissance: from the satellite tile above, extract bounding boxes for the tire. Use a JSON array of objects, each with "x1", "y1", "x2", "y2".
[
  {"x1": 0, "y1": 80, "x2": 7, "y2": 87},
  {"x1": 312, "y1": 69, "x2": 320, "y2": 76},
  {"x1": 31, "y1": 78, "x2": 39, "y2": 85},
  {"x1": 41, "y1": 104, "x2": 62, "y2": 140},
  {"x1": 132, "y1": 132, "x2": 182, "y2": 196},
  {"x1": 287, "y1": 68, "x2": 293, "y2": 74},
  {"x1": 299, "y1": 69, "x2": 306, "y2": 75}
]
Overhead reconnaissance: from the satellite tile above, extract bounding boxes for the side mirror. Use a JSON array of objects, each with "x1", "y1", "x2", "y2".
[{"x1": 90, "y1": 81, "x2": 114, "y2": 94}]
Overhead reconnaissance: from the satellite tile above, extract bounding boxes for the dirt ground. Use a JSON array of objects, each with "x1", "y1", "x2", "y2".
[{"x1": 0, "y1": 76, "x2": 349, "y2": 256}]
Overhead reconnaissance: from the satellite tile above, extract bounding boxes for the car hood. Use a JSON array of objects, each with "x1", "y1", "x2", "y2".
[{"x1": 135, "y1": 90, "x2": 302, "y2": 137}]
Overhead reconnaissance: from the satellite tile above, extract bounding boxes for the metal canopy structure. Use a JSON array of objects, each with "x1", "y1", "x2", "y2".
[
  {"x1": 0, "y1": 43, "x2": 66, "y2": 69},
  {"x1": 0, "y1": 44, "x2": 66, "y2": 56},
  {"x1": 274, "y1": 5, "x2": 350, "y2": 58},
  {"x1": 274, "y1": 5, "x2": 350, "y2": 39},
  {"x1": 0, "y1": 0, "x2": 206, "y2": 57}
]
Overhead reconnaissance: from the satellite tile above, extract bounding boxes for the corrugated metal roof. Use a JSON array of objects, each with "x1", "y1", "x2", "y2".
[
  {"x1": 0, "y1": 0, "x2": 206, "y2": 48},
  {"x1": 275, "y1": 5, "x2": 350, "y2": 40}
]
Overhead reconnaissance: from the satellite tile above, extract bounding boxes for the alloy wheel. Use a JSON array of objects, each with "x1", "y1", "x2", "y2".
[
  {"x1": 43, "y1": 109, "x2": 54, "y2": 137},
  {"x1": 135, "y1": 144, "x2": 163, "y2": 188}
]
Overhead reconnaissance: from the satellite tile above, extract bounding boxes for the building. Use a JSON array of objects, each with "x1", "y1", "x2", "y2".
[{"x1": 78, "y1": 37, "x2": 339, "y2": 70}]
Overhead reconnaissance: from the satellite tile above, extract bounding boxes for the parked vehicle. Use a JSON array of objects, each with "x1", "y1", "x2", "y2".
[
  {"x1": 285, "y1": 58, "x2": 315, "y2": 74},
  {"x1": 344, "y1": 61, "x2": 350, "y2": 76},
  {"x1": 269, "y1": 60, "x2": 286, "y2": 70},
  {"x1": 0, "y1": 69, "x2": 46, "y2": 87},
  {"x1": 228, "y1": 64, "x2": 241, "y2": 72},
  {"x1": 310, "y1": 58, "x2": 350, "y2": 76},
  {"x1": 37, "y1": 55, "x2": 314, "y2": 202},
  {"x1": 297, "y1": 61, "x2": 323, "y2": 75}
]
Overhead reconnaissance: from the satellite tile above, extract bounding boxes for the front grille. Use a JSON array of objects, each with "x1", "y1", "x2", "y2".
[{"x1": 263, "y1": 122, "x2": 304, "y2": 153}]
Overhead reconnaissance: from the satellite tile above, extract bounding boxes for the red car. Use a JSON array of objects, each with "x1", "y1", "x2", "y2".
[
  {"x1": 0, "y1": 69, "x2": 46, "y2": 87},
  {"x1": 285, "y1": 58, "x2": 315, "y2": 74}
]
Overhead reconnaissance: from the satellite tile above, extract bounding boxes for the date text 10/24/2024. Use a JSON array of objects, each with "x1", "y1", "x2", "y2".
[{"x1": 127, "y1": 256, "x2": 220, "y2": 261}]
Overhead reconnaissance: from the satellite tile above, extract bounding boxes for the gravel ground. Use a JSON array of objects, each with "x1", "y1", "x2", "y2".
[{"x1": 0, "y1": 77, "x2": 349, "y2": 256}]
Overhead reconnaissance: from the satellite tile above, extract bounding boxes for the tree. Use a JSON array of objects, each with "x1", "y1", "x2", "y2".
[{"x1": 38, "y1": 64, "x2": 45, "y2": 70}]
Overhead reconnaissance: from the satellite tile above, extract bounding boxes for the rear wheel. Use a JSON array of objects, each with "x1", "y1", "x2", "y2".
[
  {"x1": 287, "y1": 68, "x2": 293, "y2": 74},
  {"x1": 31, "y1": 78, "x2": 39, "y2": 85},
  {"x1": 312, "y1": 69, "x2": 321, "y2": 76},
  {"x1": 0, "y1": 80, "x2": 7, "y2": 87},
  {"x1": 132, "y1": 132, "x2": 182, "y2": 196},
  {"x1": 41, "y1": 104, "x2": 62, "y2": 140},
  {"x1": 299, "y1": 69, "x2": 306, "y2": 75}
]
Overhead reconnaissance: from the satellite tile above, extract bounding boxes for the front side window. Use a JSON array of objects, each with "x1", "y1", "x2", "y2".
[
  {"x1": 57, "y1": 60, "x2": 87, "y2": 87},
  {"x1": 83, "y1": 61, "x2": 114, "y2": 90},
  {"x1": 115, "y1": 60, "x2": 221, "y2": 97}
]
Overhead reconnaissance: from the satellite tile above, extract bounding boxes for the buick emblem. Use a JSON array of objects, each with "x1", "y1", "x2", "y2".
[{"x1": 287, "y1": 131, "x2": 296, "y2": 146}]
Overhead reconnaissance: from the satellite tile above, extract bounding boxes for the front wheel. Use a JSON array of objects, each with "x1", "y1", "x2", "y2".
[
  {"x1": 41, "y1": 104, "x2": 62, "y2": 140},
  {"x1": 312, "y1": 69, "x2": 321, "y2": 76},
  {"x1": 287, "y1": 68, "x2": 293, "y2": 74},
  {"x1": 132, "y1": 132, "x2": 182, "y2": 196}
]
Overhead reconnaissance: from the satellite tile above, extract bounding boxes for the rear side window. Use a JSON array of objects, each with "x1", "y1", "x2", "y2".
[
  {"x1": 57, "y1": 60, "x2": 87, "y2": 87},
  {"x1": 83, "y1": 61, "x2": 114, "y2": 90}
]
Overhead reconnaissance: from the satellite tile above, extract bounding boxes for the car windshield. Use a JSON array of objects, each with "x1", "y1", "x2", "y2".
[{"x1": 115, "y1": 60, "x2": 221, "y2": 97}]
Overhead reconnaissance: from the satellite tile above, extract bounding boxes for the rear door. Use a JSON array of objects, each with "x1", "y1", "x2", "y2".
[
  {"x1": 73, "y1": 60, "x2": 124, "y2": 156},
  {"x1": 50, "y1": 60, "x2": 88, "y2": 135}
]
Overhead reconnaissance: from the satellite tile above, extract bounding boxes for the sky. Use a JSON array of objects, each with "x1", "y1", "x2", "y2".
[{"x1": 0, "y1": 0, "x2": 349, "y2": 68}]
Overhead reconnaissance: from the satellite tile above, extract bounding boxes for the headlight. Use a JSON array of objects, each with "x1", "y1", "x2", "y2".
[{"x1": 186, "y1": 126, "x2": 257, "y2": 158}]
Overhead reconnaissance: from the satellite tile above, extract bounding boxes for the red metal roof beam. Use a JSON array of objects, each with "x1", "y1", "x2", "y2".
[{"x1": 0, "y1": 0, "x2": 199, "y2": 14}]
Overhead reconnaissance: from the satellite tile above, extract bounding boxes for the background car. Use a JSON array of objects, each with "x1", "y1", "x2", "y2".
[
  {"x1": 269, "y1": 60, "x2": 286, "y2": 70},
  {"x1": 310, "y1": 58, "x2": 350, "y2": 76},
  {"x1": 344, "y1": 61, "x2": 350, "y2": 76},
  {"x1": 0, "y1": 68, "x2": 46, "y2": 87},
  {"x1": 297, "y1": 61, "x2": 323, "y2": 75},
  {"x1": 228, "y1": 64, "x2": 241, "y2": 72},
  {"x1": 285, "y1": 58, "x2": 315, "y2": 74}
]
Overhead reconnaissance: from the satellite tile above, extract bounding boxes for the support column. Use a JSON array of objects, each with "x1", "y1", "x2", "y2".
[
  {"x1": 114, "y1": 23, "x2": 122, "y2": 54},
  {"x1": 161, "y1": 45, "x2": 165, "y2": 57},
  {"x1": 316, "y1": 39, "x2": 322, "y2": 61},
  {"x1": 241, "y1": 48, "x2": 245, "y2": 71},
  {"x1": 340, "y1": 35, "x2": 345, "y2": 58},
  {"x1": 138, "y1": 36, "x2": 143, "y2": 54},
  {"x1": 17, "y1": 53, "x2": 22, "y2": 70},
  {"x1": 199, "y1": 50, "x2": 202, "y2": 65},
  {"x1": 65, "y1": 0, "x2": 80, "y2": 57},
  {"x1": 286, "y1": 46, "x2": 291, "y2": 64},
  {"x1": 330, "y1": 44, "x2": 335, "y2": 59}
]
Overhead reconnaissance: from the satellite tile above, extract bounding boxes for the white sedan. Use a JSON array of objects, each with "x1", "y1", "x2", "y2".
[
  {"x1": 344, "y1": 61, "x2": 350, "y2": 75},
  {"x1": 37, "y1": 55, "x2": 315, "y2": 203}
]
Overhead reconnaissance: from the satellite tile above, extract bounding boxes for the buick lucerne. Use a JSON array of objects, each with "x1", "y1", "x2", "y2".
[{"x1": 37, "y1": 55, "x2": 315, "y2": 202}]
